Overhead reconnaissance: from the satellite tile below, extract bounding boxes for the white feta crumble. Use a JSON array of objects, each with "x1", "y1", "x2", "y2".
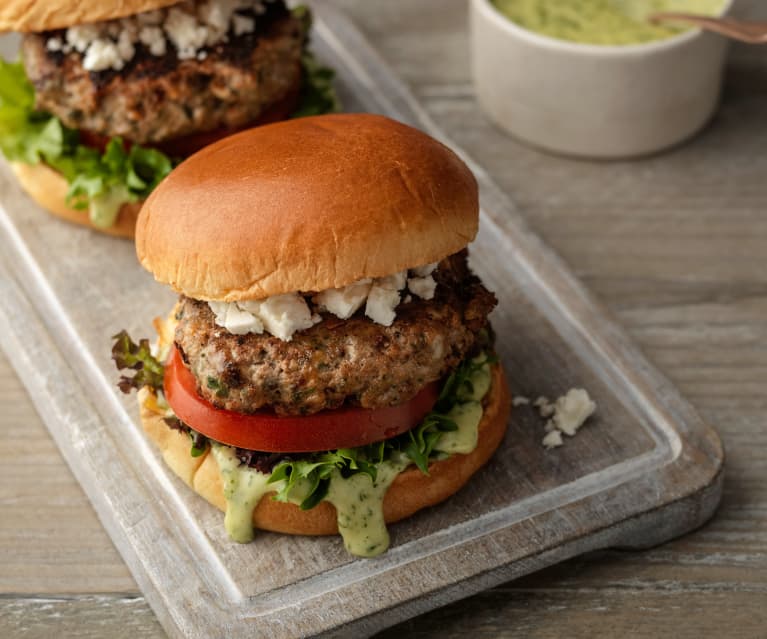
[
  {"x1": 210, "y1": 293, "x2": 320, "y2": 341},
  {"x1": 207, "y1": 262, "x2": 443, "y2": 340},
  {"x1": 119, "y1": 16, "x2": 139, "y2": 39},
  {"x1": 53, "y1": 0, "x2": 264, "y2": 72},
  {"x1": 197, "y1": 1, "x2": 229, "y2": 33},
  {"x1": 534, "y1": 388, "x2": 597, "y2": 449},
  {"x1": 362, "y1": 270, "x2": 409, "y2": 326},
  {"x1": 542, "y1": 430, "x2": 564, "y2": 449},
  {"x1": 310, "y1": 267, "x2": 425, "y2": 327},
  {"x1": 534, "y1": 396, "x2": 556, "y2": 418},
  {"x1": 511, "y1": 396, "x2": 531, "y2": 407},
  {"x1": 550, "y1": 388, "x2": 596, "y2": 436},
  {"x1": 117, "y1": 30, "x2": 136, "y2": 63},
  {"x1": 312, "y1": 279, "x2": 372, "y2": 320},
  {"x1": 365, "y1": 286, "x2": 401, "y2": 327},
  {"x1": 407, "y1": 275, "x2": 437, "y2": 300},
  {"x1": 238, "y1": 294, "x2": 321, "y2": 341},
  {"x1": 209, "y1": 300, "x2": 263, "y2": 335},
  {"x1": 82, "y1": 39, "x2": 125, "y2": 72},
  {"x1": 543, "y1": 420, "x2": 559, "y2": 433},
  {"x1": 46, "y1": 37, "x2": 63, "y2": 52},
  {"x1": 66, "y1": 24, "x2": 100, "y2": 53},
  {"x1": 139, "y1": 26, "x2": 167, "y2": 57},
  {"x1": 164, "y1": 7, "x2": 209, "y2": 60}
]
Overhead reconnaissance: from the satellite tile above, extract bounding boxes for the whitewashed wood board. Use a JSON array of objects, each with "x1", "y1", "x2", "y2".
[{"x1": 0, "y1": 2, "x2": 723, "y2": 637}]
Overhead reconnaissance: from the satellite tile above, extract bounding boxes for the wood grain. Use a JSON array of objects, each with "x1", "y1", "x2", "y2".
[
  {"x1": 1, "y1": 0, "x2": 766, "y2": 637},
  {"x1": 0, "y1": 354, "x2": 135, "y2": 595}
]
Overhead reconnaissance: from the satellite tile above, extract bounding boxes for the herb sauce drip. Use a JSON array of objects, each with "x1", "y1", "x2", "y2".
[{"x1": 212, "y1": 354, "x2": 494, "y2": 556}]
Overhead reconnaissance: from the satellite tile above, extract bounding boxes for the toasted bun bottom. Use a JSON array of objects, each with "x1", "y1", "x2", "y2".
[
  {"x1": 10, "y1": 162, "x2": 141, "y2": 238},
  {"x1": 139, "y1": 365, "x2": 511, "y2": 536}
]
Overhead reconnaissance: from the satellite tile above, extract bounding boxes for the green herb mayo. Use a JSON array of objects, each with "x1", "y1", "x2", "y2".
[
  {"x1": 212, "y1": 445, "x2": 273, "y2": 543},
  {"x1": 325, "y1": 458, "x2": 410, "y2": 557},
  {"x1": 211, "y1": 357, "x2": 494, "y2": 557},
  {"x1": 491, "y1": 0, "x2": 724, "y2": 45}
]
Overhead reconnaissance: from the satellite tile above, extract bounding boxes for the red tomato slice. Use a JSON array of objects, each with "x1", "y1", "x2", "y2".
[
  {"x1": 78, "y1": 130, "x2": 118, "y2": 154},
  {"x1": 163, "y1": 346, "x2": 439, "y2": 453}
]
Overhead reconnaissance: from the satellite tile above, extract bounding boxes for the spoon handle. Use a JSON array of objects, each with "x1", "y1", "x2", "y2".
[{"x1": 650, "y1": 13, "x2": 767, "y2": 44}]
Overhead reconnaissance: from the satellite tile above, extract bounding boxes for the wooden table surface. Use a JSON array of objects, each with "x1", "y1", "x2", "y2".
[{"x1": 2, "y1": 1, "x2": 767, "y2": 637}]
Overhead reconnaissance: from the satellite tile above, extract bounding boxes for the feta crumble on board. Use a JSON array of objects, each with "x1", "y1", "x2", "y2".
[
  {"x1": 527, "y1": 389, "x2": 597, "y2": 449},
  {"x1": 534, "y1": 396, "x2": 556, "y2": 418},
  {"x1": 210, "y1": 263, "x2": 440, "y2": 340},
  {"x1": 542, "y1": 430, "x2": 564, "y2": 449},
  {"x1": 551, "y1": 388, "x2": 597, "y2": 436}
]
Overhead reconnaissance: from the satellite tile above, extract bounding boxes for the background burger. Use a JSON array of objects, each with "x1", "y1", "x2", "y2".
[
  {"x1": 0, "y1": 0, "x2": 338, "y2": 237},
  {"x1": 113, "y1": 113, "x2": 511, "y2": 557}
]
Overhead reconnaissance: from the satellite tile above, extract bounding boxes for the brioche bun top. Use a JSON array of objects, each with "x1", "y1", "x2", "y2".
[
  {"x1": 1, "y1": 0, "x2": 181, "y2": 33},
  {"x1": 135, "y1": 113, "x2": 479, "y2": 302}
]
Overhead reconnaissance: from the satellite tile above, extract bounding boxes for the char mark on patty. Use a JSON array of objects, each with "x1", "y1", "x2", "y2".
[{"x1": 173, "y1": 250, "x2": 497, "y2": 416}]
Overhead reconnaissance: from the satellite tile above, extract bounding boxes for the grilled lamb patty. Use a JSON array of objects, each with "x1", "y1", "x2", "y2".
[
  {"x1": 174, "y1": 251, "x2": 497, "y2": 416},
  {"x1": 21, "y1": 2, "x2": 303, "y2": 144}
]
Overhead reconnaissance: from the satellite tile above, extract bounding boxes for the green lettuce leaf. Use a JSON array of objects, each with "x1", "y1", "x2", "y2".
[
  {"x1": 112, "y1": 330, "x2": 166, "y2": 394},
  {"x1": 190, "y1": 430, "x2": 209, "y2": 458},
  {"x1": 64, "y1": 138, "x2": 173, "y2": 227},
  {"x1": 293, "y1": 50, "x2": 341, "y2": 118},
  {"x1": 0, "y1": 59, "x2": 75, "y2": 165},
  {"x1": 292, "y1": 5, "x2": 341, "y2": 118}
]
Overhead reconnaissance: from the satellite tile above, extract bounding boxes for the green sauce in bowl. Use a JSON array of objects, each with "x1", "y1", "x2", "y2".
[{"x1": 491, "y1": 0, "x2": 725, "y2": 45}]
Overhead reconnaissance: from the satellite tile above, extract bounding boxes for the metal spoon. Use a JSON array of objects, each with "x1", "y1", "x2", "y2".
[{"x1": 649, "y1": 13, "x2": 767, "y2": 44}]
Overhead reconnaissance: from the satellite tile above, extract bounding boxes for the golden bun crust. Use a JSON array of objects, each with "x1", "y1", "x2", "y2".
[
  {"x1": 11, "y1": 162, "x2": 140, "y2": 238},
  {"x1": 139, "y1": 364, "x2": 511, "y2": 536},
  {"x1": 136, "y1": 114, "x2": 479, "y2": 302},
  {"x1": 1, "y1": 0, "x2": 181, "y2": 32}
]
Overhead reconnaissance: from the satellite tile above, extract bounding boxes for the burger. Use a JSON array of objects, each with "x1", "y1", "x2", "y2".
[
  {"x1": 112, "y1": 113, "x2": 511, "y2": 557},
  {"x1": 0, "y1": 0, "x2": 337, "y2": 237}
]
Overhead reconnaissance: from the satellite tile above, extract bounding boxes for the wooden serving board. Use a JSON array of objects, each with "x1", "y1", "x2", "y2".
[{"x1": 0, "y1": 2, "x2": 723, "y2": 637}]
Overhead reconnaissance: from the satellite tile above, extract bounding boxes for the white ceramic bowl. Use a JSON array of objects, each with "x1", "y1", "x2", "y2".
[{"x1": 470, "y1": 0, "x2": 733, "y2": 159}]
